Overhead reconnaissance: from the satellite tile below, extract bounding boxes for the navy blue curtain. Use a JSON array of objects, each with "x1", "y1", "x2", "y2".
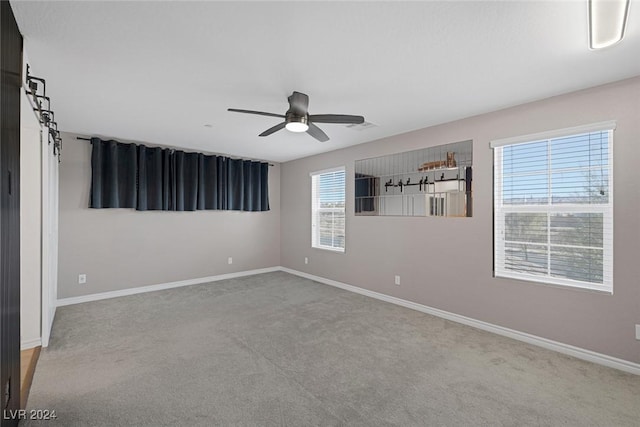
[
  {"x1": 251, "y1": 161, "x2": 269, "y2": 211},
  {"x1": 197, "y1": 154, "x2": 220, "y2": 210},
  {"x1": 90, "y1": 138, "x2": 137, "y2": 208},
  {"x1": 90, "y1": 138, "x2": 269, "y2": 212},
  {"x1": 137, "y1": 145, "x2": 171, "y2": 210},
  {"x1": 224, "y1": 159, "x2": 268, "y2": 211},
  {"x1": 227, "y1": 159, "x2": 244, "y2": 210},
  {"x1": 172, "y1": 150, "x2": 200, "y2": 211}
]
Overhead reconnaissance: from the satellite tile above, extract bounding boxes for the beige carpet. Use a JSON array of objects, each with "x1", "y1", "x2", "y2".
[{"x1": 25, "y1": 272, "x2": 640, "y2": 426}]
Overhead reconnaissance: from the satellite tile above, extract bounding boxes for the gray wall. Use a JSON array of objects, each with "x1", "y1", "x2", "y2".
[
  {"x1": 280, "y1": 77, "x2": 640, "y2": 364},
  {"x1": 58, "y1": 132, "x2": 281, "y2": 299}
]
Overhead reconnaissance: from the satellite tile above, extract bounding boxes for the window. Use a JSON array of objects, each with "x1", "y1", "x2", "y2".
[
  {"x1": 492, "y1": 122, "x2": 614, "y2": 292},
  {"x1": 311, "y1": 167, "x2": 346, "y2": 252}
]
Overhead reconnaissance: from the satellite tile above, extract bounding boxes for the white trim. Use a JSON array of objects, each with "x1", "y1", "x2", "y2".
[
  {"x1": 280, "y1": 267, "x2": 640, "y2": 376},
  {"x1": 490, "y1": 120, "x2": 617, "y2": 148},
  {"x1": 309, "y1": 166, "x2": 346, "y2": 177},
  {"x1": 56, "y1": 267, "x2": 280, "y2": 307},
  {"x1": 21, "y1": 338, "x2": 42, "y2": 351},
  {"x1": 494, "y1": 270, "x2": 613, "y2": 294},
  {"x1": 313, "y1": 245, "x2": 345, "y2": 254}
]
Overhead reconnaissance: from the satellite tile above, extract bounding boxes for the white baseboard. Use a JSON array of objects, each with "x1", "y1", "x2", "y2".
[
  {"x1": 280, "y1": 267, "x2": 640, "y2": 376},
  {"x1": 21, "y1": 338, "x2": 42, "y2": 350},
  {"x1": 56, "y1": 267, "x2": 280, "y2": 307}
]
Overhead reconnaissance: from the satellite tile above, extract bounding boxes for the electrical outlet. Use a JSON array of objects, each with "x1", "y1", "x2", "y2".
[
  {"x1": 636, "y1": 324, "x2": 640, "y2": 340},
  {"x1": 227, "y1": 257, "x2": 233, "y2": 265},
  {"x1": 304, "y1": 257, "x2": 309, "y2": 265},
  {"x1": 78, "y1": 274, "x2": 87, "y2": 284},
  {"x1": 394, "y1": 275, "x2": 401, "y2": 286}
]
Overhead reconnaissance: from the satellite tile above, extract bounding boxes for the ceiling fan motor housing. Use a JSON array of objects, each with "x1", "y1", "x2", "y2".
[{"x1": 285, "y1": 111, "x2": 308, "y2": 126}]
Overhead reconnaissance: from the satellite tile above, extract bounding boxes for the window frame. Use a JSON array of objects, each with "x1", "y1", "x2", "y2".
[
  {"x1": 311, "y1": 166, "x2": 346, "y2": 253},
  {"x1": 491, "y1": 121, "x2": 615, "y2": 293}
]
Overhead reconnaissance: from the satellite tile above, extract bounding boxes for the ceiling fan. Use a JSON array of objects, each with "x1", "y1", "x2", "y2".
[{"x1": 228, "y1": 91, "x2": 365, "y2": 142}]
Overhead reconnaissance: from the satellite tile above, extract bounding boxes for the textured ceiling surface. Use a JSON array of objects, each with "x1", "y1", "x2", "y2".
[{"x1": 10, "y1": 1, "x2": 640, "y2": 162}]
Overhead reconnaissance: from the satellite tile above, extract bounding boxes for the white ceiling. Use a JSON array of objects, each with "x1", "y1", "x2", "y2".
[{"x1": 10, "y1": 1, "x2": 640, "y2": 163}]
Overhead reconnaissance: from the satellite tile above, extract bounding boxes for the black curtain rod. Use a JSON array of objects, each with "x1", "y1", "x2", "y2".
[{"x1": 76, "y1": 137, "x2": 274, "y2": 166}]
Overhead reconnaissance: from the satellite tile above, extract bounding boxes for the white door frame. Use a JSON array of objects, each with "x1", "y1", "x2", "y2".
[
  {"x1": 40, "y1": 130, "x2": 58, "y2": 347},
  {"x1": 22, "y1": 55, "x2": 59, "y2": 348}
]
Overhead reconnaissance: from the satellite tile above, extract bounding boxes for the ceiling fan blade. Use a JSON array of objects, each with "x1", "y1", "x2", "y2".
[
  {"x1": 259, "y1": 122, "x2": 286, "y2": 137},
  {"x1": 228, "y1": 108, "x2": 285, "y2": 118},
  {"x1": 308, "y1": 114, "x2": 365, "y2": 124},
  {"x1": 306, "y1": 122, "x2": 330, "y2": 142},
  {"x1": 287, "y1": 91, "x2": 309, "y2": 115}
]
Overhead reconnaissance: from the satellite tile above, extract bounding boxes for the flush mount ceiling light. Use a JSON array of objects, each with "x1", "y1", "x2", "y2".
[{"x1": 589, "y1": 0, "x2": 631, "y2": 49}]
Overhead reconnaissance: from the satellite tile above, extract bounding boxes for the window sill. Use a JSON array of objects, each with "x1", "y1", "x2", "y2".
[
  {"x1": 494, "y1": 272, "x2": 613, "y2": 295},
  {"x1": 312, "y1": 245, "x2": 345, "y2": 254}
]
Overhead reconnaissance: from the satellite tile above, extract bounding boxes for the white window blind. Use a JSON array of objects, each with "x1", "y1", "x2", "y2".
[
  {"x1": 311, "y1": 168, "x2": 346, "y2": 252},
  {"x1": 492, "y1": 124, "x2": 614, "y2": 292}
]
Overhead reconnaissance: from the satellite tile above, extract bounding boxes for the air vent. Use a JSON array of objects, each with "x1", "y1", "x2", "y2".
[{"x1": 346, "y1": 121, "x2": 377, "y2": 131}]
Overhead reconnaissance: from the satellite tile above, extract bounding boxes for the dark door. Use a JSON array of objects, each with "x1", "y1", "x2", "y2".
[{"x1": 1, "y1": 1, "x2": 23, "y2": 425}]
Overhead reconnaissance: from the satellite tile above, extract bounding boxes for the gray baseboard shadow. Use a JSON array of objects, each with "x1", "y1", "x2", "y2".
[{"x1": 55, "y1": 266, "x2": 640, "y2": 376}]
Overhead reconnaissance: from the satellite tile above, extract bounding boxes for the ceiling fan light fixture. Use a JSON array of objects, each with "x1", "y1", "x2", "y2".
[
  {"x1": 285, "y1": 114, "x2": 309, "y2": 132},
  {"x1": 589, "y1": 0, "x2": 631, "y2": 49},
  {"x1": 285, "y1": 122, "x2": 309, "y2": 132}
]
